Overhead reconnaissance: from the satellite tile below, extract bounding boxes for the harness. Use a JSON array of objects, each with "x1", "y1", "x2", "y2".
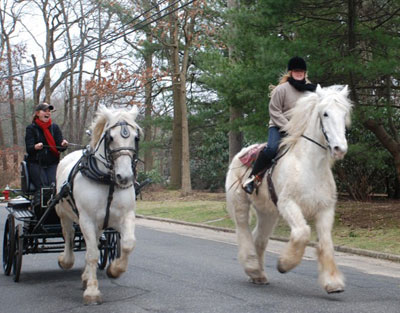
[{"x1": 50, "y1": 120, "x2": 139, "y2": 230}]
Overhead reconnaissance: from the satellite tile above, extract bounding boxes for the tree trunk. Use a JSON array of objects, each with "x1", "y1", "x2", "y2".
[
  {"x1": 363, "y1": 119, "x2": 400, "y2": 198},
  {"x1": 169, "y1": 5, "x2": 182, "y2": 189},
  {"x1": 5, "y1": 34, "x2": 18, "y2": 167},
  {"x1": 0, "y1": 121, "x2": 7, "y2": 171},
  {"x1": 229, "y1": 106, "x2": 243, "y2": 162},
  {"x1": 180, "y1": 72, "x2": 192, "y2": 196},
  {"x1": 143, "y1": 34, "x2": 154, "y2": 173},
  {"x1": 227, "y1": 0, "x2": 242, "y2": 163}
]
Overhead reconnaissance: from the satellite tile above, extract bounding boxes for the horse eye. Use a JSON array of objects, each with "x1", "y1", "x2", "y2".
[
  {"x1": 109, "y1": 135, "x2": 113, "y2": 141},
  {"x1": 323, "y1": 112, "x2": 328, "y2": 117}
]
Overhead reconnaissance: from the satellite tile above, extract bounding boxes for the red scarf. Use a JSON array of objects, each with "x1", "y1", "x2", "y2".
[{"x1": 35, "y1": 118, "x2": 60, "y2": 158}]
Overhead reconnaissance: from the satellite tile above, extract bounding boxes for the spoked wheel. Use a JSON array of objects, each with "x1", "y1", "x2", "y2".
[
  {"x1": 2, "y1": 214, "x2": 15, "y2": 275},
  {"x1": 98, "y1": 233, "x2": 108, "y2": 270},
  {"x1": 107, "y1": 231, "x2": 121, "y2": 263},
  {"x1": 12, "y1": 224, "x2": 23, "y2": 282}
]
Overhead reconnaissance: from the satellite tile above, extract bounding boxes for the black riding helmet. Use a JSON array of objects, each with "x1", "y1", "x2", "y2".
[{"x1": 288, "y1": 56, "x2": 307, "y2": 71}]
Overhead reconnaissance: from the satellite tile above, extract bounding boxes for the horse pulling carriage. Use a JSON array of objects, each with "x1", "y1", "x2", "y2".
[
  {"x1": 2, "y1": 105, "x2": 146, "y2": 304},
  {"x1": 2, "y1": 161, "x2": 121, "y2": 283}
]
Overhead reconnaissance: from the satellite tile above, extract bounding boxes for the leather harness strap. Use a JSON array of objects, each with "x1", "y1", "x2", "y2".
[{"x1": 54, "y1": 120, "x2": 139, "y2": 230}]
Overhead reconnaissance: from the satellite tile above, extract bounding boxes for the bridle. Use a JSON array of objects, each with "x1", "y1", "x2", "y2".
[
  {"x1": 93, "y1": 120, "x2": 140, "y2": 187},
  {"x1": 301, "y1": 117, "x2": 330, "y2": 151}
]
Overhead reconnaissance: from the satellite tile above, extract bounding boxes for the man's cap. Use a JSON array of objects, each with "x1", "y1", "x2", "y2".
[{"x1": 34, "y1": 103, "x2": 54, "y2": 112}]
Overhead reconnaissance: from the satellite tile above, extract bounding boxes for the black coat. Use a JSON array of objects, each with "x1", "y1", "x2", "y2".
[{"x1": 25, "y1": 122, "x2": 67, "y2": 166}]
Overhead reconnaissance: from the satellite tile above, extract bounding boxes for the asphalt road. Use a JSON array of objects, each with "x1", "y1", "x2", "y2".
[{"x1": 1, "y1": 204, "x2": 399, "y2": 313}]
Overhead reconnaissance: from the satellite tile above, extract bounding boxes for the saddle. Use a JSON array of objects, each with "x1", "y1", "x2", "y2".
[
  {"x1": 239, "y1": 143, "x2": 287, "y2": 207},
  {"x1": 239, "y1": 144, "x2": 266, "y2": 167}
]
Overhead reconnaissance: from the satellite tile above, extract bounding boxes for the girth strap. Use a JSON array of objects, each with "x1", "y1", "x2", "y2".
[
  {"x1": 266, "y1": 170, "x2": 278, "y2": 206},
  {"x1": 264, "y1": 148, "x2": 288, "y2": 206}
]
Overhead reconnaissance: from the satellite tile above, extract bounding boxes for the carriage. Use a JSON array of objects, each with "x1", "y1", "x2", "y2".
[
  {"x1": 2, "y1": 106, "x2": 149, "y2": 296},
  {"x1": 2, "y1": 159, "x2": 122, "y2": 282}
]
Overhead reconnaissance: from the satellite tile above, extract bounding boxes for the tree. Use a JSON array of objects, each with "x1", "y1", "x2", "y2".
[
  {"x1": 0, "y1": 0, "x2": 24, "y2": 167},
  {"x1": 204, "y1": 0, "x2": 400, "y2": 198}
]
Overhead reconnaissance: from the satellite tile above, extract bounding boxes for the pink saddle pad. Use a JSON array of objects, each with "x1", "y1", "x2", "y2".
[{"x1": 239, "y1": 144, "x2": 266, "y2": 167}]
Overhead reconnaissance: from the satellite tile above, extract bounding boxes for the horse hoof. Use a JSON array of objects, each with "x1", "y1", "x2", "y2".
[
  {"x1": 58, "y1": 259, "x2": 72, "y2": 270},
  {"x1": 277, "y1": 261, "x2": 288, "y2": 274},
  {"x1": 248, "y1": 277, "x2": 269, "y2": 285},
  {"x1": 326, "y1": 285, "x2": 345, "y2": 294},
  {"x1": 58, "y1": 256, "x2": 74, "y2": 270},
  {"x1": 106, "y1": 264, "x2": 120, "y2": 279},
  {"x1": 83, "y1": 294, "x2": 102, "y2": 305}
]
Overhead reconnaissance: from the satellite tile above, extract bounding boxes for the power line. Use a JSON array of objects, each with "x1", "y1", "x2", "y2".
[{"x1": 0, "y1": 0, "x2": 196, "y2": 80}]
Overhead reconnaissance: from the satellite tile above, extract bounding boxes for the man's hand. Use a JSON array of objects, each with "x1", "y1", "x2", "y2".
[
  {"x1": 61, "y1": 139, "x2": 69, "y2": 147},
  {"x1": 34, "y1": 142, "x2": 43, "y2": 150}
]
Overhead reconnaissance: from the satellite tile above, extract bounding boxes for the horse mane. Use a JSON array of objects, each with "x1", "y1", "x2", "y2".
[
  {"x1": 89, "y1": 105, "x2": 141, "y2": 149},
  {"x1": 281, "y1": 85, "x2": 352, "y2": 148}
]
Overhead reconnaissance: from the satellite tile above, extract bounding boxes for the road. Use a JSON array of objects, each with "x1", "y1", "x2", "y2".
[{"x1": 1, "y1": 203, "x2": 399, "y2": 313}]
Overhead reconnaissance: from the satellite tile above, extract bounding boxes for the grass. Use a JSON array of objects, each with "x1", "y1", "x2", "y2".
[{"x1": 136, "y1": 190, "x2": 400, "y2": 256}]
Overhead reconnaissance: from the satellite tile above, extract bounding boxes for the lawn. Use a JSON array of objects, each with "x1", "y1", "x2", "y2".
[{"x1": 136, "y1": 189, "x2": 400, "y2": 256}]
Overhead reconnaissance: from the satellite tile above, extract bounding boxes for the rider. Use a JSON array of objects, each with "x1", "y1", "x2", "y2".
[
  {"x1": 242, "y1": 56, "x2": 317, "y2": 194},
  {"x1": 25, "y1": 103, "x2": 69, "y2": 193}
]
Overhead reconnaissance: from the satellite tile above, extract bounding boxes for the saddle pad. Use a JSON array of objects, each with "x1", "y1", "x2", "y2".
[{"x1": 239, "y1": 144, "x2": 266, "y2": 167}]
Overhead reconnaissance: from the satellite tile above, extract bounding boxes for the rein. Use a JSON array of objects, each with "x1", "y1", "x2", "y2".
[{"x1": 300, "y1": 119, "x2": 330, "y2": 151}]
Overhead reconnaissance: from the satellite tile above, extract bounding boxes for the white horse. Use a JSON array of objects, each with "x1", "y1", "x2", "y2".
[
  {"x1": 226, "y1": 85, "x2": 352, "y2": 294},
  {"x1": 55, "y1": 105, "x2": 141, "y2": 304}
]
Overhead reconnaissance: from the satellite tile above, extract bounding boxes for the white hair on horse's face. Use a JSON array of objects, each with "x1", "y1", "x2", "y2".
[
  {"x1": 89, "y1": 105, "x2": 141, "y2": 149},
  {"x1": 281, "y1": 85, "x2": 352, "y2": 148}
]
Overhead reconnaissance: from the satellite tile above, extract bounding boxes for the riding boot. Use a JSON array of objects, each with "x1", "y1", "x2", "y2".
[{"x1": 242, "y1": 150, "x2": 273, "y2": 195}]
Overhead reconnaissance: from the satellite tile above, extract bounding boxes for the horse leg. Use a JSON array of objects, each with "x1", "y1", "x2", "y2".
[
  {"x1": 57, "y1": 208, "x2": 75, "y2": 270},
  {"x1": 80, "y1": 219, "x2": 102, "y2": 305},
  {"x1": 107, "y1": 211, "x2": 136, "y2": 279},
  {"x1": 315, "y1": 209, "x2": 345, "y2": 294},
  {"x1": 277, "y1": 199, "x2": 311, "y2": 273},
  {"x1": 228, "y1": 195, "x2": 266, "y2": 284},
  {"x1": 252, "y1": 208, "x2": 279, "y2": 283}
]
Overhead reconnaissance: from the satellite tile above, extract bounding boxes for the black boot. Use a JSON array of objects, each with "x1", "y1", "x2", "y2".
[
  {"x1": 242, "y1": 176, "x2": 256, "y2": 194},
  {"x1": 242, "y1": 149, "x2": 273, "y2": 195}
]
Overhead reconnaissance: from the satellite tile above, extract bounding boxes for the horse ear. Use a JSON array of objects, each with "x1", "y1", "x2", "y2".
[
  {"x1": 316, "y1": 84, "x2": 323, "y2": 96},
  {"x1": 341, "y1": 85, "x2": 349, "y2": 97},
  {"x1": 130, "y1": 105, "x2": 139, "y2": 120}
]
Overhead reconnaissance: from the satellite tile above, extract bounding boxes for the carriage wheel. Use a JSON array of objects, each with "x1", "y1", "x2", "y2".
[
  {"x1": 12, "y1": 224, "x2": 23, "y2": 282},
  {"x1": 2, "y1": 214, "x2": 15, "y2": 275},
  {"x1": 107, "y1": 231, "x2": 121, "y2": 263},
  {"x1": 97, "y1": 233, "x2": 108, "y2": 270}
]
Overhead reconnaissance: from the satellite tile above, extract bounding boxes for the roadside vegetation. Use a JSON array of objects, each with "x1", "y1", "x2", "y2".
[{"x1": 136, "y1": 189, "x2": 400, "y2": 256}]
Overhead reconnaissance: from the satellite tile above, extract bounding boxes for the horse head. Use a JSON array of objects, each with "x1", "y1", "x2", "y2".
[
  {"x1": 315, "y1": 85, "x2": 352, "y2": 160},
  {"x1": 282, "y1": 85, "x2": 352, "y2": 161},
  {"x1": 90, "y1": 105, "x2": 142, "y2": 188}
]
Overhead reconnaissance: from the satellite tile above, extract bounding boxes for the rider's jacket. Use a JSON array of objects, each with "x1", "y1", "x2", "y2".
[
  {"x1": 25, "y1": 122, "x2": 66, "y2": 166},
  {"x1": 268, "y1": 81, "x2": 306, "y2": 129}
]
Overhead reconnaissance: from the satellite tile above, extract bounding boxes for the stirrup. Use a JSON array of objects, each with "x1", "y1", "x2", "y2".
[{"x1": 242, "y1": 175, "x2": 261, "y2": 195}]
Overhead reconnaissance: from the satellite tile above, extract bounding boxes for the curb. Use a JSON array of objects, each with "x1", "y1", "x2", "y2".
[{"x1": 136, "y1": 215, "x2": 400, "y2": 263}]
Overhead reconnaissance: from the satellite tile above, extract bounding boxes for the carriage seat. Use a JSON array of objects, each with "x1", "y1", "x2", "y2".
[{"x1": 21, "y1": 160, "x2": 36, "y2": 195}]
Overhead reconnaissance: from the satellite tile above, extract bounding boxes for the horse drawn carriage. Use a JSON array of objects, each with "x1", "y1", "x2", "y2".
[
  {"x1": 2, "y1": 106, "x2": 149, "y2": 305},
  {"x1": 2, "y1": 159, "x2": 122, "y2": 282}
]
